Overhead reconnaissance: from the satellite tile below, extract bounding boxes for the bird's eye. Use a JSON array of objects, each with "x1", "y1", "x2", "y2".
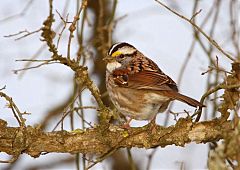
[{"x1": 118, "y1": 55, "x2": 125, "y2": 59}]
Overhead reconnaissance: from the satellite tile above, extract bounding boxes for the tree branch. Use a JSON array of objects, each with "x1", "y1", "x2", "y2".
[{"x1": 0, "y1": 118, "x2": 232, "y2": 158}]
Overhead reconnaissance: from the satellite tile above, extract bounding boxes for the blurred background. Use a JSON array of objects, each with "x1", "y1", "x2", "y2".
[{"x1": 0, "y1": 0, "x2": 238, "y2": 169}]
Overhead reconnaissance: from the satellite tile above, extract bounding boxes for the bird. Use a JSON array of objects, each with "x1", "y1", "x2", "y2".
[{"x1": 104, "y1": 42, "x2": 204, "y2": 127}]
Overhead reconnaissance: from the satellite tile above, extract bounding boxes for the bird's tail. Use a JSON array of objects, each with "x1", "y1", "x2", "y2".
[{"x1": 165, "y1": 91, "x2": 204, "y2": 108}]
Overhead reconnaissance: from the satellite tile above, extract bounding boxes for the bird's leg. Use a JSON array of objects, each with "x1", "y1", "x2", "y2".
[
  {"x1": 121, "y1": 118, "x2": 132, "y2": 129},
  {"x1": 149, "y1": 115, "x2": 156, "y2": 125},
  {"x1": 148, "y1": 115, "x2": 157, "y2": 132}
]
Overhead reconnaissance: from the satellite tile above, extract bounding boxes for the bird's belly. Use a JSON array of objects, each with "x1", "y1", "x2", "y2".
[{"x1": 108, "y1": 87, "x2": 170, "y2": 120}]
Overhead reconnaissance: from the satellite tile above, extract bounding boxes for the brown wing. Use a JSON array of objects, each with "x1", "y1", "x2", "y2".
[
  {"x1": 127, "y1": 71, "x2": 178, "y2": 91},
  {"x1": 113, "y1": 69, "x2": 178, "y2": 91}
]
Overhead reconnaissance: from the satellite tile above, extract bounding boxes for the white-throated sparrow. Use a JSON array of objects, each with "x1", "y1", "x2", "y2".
[{"x1": 105, "y1": 42, "x2": 203, "y2": 124}]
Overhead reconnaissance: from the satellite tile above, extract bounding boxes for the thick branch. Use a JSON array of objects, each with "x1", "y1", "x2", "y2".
[{"x1": 0, "y1": 118, "x2": 232, "y2": 158}]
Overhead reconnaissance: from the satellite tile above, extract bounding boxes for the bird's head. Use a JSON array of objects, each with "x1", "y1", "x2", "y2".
[{"x1": 105, "y1": 42, "x2": 137, "y2": 62}]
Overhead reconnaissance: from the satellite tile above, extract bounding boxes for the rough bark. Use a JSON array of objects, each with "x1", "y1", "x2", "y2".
[{"x1": 0, "y1": 118, "x2": 232, "y2": 158}]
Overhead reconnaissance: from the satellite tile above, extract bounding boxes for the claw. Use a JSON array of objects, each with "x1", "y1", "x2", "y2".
[{"x1": 121, "y1": 118, "x2": 132, "y2": 129}]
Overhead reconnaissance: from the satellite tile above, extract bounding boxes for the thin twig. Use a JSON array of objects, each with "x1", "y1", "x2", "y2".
[
  {"x1": 56, "y1": 10, "x2": 69, "y2": 48},
  {"x1": 0, "y1": 0, "x2": 34, "y2": 23},
  {"x1": 155, "y1": 0, "x2": 236, "y2": 62},
  {"x1": 67, "y1": 0, "x2": 88, "y2": 59},
  {"x1": 0, "y1": 92, "x2": 26, "y2": 127},
  {"x1": 0, "y1": 156, "x2": 18, "y2": 164},
  {"x1": 4, "y1": 28, "x2": 42, "y2": 41},
  {"x1": 193, "y1": 83, "x2": 240, "y2": 121},
  {"x1": 126, "y1": 149, "x2": 136, "y2": 170},
  {"x1": 146, "y1": 149, "x2": 158, "y2": 170},
  {"x1": 0, "y1": 85, "x2": 6, "y2": 91},
  {"x1": 13, "y1": 60, "x2": 58, "y2": 74},
  {"x1": 52, "y1": 106, "x2": 96, "y2": 131}
]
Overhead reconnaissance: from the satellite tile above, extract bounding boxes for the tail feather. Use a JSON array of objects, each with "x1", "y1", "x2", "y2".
[
  {"x1": 164, "y1": 91, "x2": 204, "y2": 108},
  {"x1": 175, "y1": 93, "x2": 204, "y2": 108}
]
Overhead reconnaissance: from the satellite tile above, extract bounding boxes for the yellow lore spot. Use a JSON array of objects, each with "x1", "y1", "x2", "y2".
[{"x1": 111, "y1": 51, "x2": 122, "y2": 57}]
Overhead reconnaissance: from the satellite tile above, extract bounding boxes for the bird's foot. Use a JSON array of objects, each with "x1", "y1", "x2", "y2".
[
  {"x1": 120, "y1": 118, "x2": 132, "y2": 129},
  {"x1": 147, "y1": 116, "x2": 157, "y2": 133}
]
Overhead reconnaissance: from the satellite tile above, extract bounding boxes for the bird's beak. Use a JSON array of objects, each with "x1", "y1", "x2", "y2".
[{"x1": 103, "y1": 55, "x2": 114, "y2": 62}]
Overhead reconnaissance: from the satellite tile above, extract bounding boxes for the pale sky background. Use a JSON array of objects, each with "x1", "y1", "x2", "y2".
[{"x1": 0, "y1": 0, "x2": 234, "y2": 169}]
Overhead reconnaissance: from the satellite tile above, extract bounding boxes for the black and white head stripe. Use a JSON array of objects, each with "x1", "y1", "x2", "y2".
[{"x1": 108, "y1": 42, "x2": 135, "y2": 56}]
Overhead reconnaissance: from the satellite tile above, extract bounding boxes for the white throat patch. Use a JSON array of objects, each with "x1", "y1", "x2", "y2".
[{"x1": 107, "y1": 61, "x2": 122, "y2": 72}]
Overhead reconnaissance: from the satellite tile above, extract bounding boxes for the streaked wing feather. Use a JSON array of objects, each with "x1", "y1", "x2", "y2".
[
  {"x1": 111, "y1": 55, "x2": 178, "y2": 91},
  {"x1": 127, "y1": 71, "x2": 177, "y2": 91},
  {"x1": 112, "y1": 69, "x2": 129, "y2": 86},
  {"x1": 113, "y1": 69, "x2": 178, "y2": 91}
]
